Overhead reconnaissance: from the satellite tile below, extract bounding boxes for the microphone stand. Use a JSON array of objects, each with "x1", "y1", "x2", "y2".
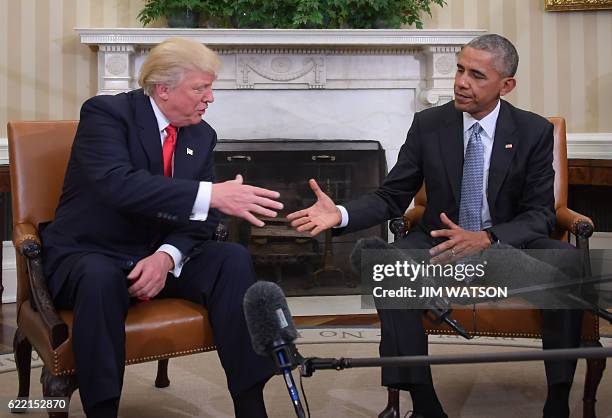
[
  {"x1": 502, "y1": 272, "x2": 612, "y2": 324},
  {"x1": 423, "y1": 301, "x2": 472, "y2": 340},
  {"x1": 272, "y1": 344, "x2": 306, "y2": 418},
  {"x1": 417, "y1": 270, "x2": 612, "y2": 340},
  {"x1": 299, "y1": 346, "x2": 612, "y2": 377},
  {"x1": 423, "y1": 271, "x2": 612, "y2": 337}
]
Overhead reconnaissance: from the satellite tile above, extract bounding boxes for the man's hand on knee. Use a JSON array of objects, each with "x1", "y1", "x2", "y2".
[{"x1": 127, "y1": 252, "x2": 173, "y2": 300}]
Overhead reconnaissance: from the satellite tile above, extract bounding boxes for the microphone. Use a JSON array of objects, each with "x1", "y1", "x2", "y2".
[
  {"x1": 243, "y1": 281, "x2": 306, "y2": 418},
  {"x1": 350, "y1": 236, "x2": 472, "y2": 339}
]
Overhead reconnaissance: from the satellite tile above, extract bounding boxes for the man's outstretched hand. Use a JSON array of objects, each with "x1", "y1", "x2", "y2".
[
  {"x1": 287, "y1": 179, "x2": 342, "y2": 236},
  {"x1": 211, "y1": 174, "x2": 283, "y2": 227}
]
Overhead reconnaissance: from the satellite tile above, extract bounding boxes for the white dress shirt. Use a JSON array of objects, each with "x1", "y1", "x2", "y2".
[
  {"x1": 150, "y1": 97, "x2": 213, "y2": 276},
  {"x1": 336, "y1": 100, "x2": 501, "y2": 230}
]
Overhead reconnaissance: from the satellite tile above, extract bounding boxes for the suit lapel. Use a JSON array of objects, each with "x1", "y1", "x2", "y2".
[
  {"x1": 173, "y1": 126, "x2": 200, "y2": 180},
  {"x1": 439, "y1": 107, "x2": 464, "y2": 205},
  {"x1": 133, "y1": 91, "x2": 164, "y2": 175},
  {"x1": 487, "y1": 100, "x2": 519, "y2": 218}
]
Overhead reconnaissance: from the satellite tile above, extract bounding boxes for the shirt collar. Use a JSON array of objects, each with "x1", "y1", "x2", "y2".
[
  {"x1": 149, "y1": 96, "x2": 171, "y2": 134},
  {"x1": 462, "y1": 100, "x2": 501, "y2": 139}
]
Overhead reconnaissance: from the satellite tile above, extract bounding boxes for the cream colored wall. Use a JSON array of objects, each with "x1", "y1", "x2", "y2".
[
  {"x1": 422, "y1": 0, "x2": 612, "y2": 133},
  {"x1": 0, "y1": 0, "x2": 610, "y2": 137},
  {"x1": 0, "y1": 0, "x2": 150, "y2": 137}
]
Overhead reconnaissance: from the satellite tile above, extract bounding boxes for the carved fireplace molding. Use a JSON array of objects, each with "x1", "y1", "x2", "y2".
[
  {"x1": 76, "y1": 28, "x2": 485, "y2": 109},
  {"x1": 69, "y1": 28, "x2": 612, "y2": 163}
]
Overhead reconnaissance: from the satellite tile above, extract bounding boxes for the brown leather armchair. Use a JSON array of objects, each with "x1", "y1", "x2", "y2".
[
  {"x1": 382, "y1": 118, "x2": 606, "y2": 418},
  {"x1": 8, "y1": 121, "x2": 218, "y2": 417}
]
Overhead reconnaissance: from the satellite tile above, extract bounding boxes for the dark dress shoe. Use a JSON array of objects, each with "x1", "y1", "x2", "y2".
[
  {"x1": 378, "y1": 405, "x2": 400, "y2": 418},
  {"x1": 408, "y1": 413, "x2": 448, "y2": 418},
  {"x1": 378, "y1": 387, "x2": 400, "y2": 418}
]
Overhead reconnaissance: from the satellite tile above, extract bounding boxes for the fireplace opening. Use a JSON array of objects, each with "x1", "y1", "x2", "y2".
[{"x1": 214, "y1": 139, "x2": 387, "y2": 296}]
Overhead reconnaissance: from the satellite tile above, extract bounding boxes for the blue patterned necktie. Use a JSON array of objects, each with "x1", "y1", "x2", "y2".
[{"x1": 459, "y1": 123, "x2": 484, "y2": 231}]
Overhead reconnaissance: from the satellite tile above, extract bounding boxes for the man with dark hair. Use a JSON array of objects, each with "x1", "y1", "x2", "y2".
[
  {"x1": 42, "y1": 38, "x2": 281, "y2": 418},
  {"x1": 288, "y1": 34, "x2": 582, "y2": 418}
]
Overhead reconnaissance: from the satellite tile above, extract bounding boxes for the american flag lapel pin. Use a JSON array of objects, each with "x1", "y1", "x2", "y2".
[
  {"x1": 186, "y1": 147, "x2": 194, "y2": 156},
  {"x1": 505, "y1": 143, "x2": 513, "y2": 149}
]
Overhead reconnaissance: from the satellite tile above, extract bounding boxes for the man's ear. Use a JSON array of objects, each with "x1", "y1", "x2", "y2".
[
  {"x1": 500, "y1": 77, "x2": 516, "y2": 97},
  {"x1": 154, "y1": 83, "x2": 170, "y2": 100}
]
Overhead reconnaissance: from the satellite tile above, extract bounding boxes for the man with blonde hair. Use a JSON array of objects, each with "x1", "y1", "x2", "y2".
[{"x1": 41, "y1": 38, "x2": 280, "y2": 418}]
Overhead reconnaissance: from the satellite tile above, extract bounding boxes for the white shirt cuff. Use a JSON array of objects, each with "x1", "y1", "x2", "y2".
[
  {"x1": 190, "y1": 181, "x2": 212, "y2": 221},
  {"x1": 335, "y1": 205, "x2": 349, "y2": 228},
  {"x1": 157, "y1": 244, "x2": 185, "y2": 277}
]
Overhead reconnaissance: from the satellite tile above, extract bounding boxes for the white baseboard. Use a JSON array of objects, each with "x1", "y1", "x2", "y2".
[
  {"x1": 2, "y1": 240, "x2": 17, "y2": 304},
  {"x1": 0, "y1": 133, "x2": 611, "y2": 165},
  {"x1": 566, "y1": 133, "x2": 612, "y2": 160},
  {"x1": 589, "y1": 232, "x2": 612, "y2": 249}
]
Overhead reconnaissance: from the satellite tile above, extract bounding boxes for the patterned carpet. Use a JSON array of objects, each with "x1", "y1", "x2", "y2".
[
  {"x1": 0, "y1": 340, "x2": 610, "y2": 418},
  {"x1": 5, "y1": 327, "x2": 587, "y2": 374}
]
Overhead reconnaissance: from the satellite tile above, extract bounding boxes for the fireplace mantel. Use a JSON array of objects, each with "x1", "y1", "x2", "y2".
[
  {"x1": 76, "y1": 28, "x2": 488, "y2": 168},
  {"x1": 75, "y1": 28, "x2": 610, "y2": 165},
  {"x1": 70, "y1": 28, "x2": 612, "y2": 163},
  {"x1": 77, "y1": 28, "x2": 484, "y2": 107},
  {"x1": 76, "y1": 28, "x2": 483, "y2": 47}
]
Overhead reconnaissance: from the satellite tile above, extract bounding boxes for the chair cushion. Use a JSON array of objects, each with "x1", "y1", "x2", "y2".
[
  {"x1": 424, "y1": 308, "x2": 599, "y2": 341},
  {"x1": 19, "y1": 298, "x2": 216, "y2": 376}
]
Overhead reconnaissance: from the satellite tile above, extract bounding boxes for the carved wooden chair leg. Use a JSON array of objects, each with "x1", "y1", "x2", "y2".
[
  {"x1": 378, "y1": 387, "x2": 400, "y2": 418},
  {"x1": 13, "y1": 328, "x2": 32, "y2": 399},
  {"x1": 155, "y1": 359, "x2": 170, "y2": 388},
  {"x1": 583, "y1": 344, "x2": 606, "y2": 418},
  {"x1": 40, "y1": 367, "x2": 77, "y2": 418}
]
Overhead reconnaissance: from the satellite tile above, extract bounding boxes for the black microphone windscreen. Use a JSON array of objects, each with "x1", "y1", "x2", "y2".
[
  {"x1": 350, "y1": 236, "x2": 393, "y2": 273},
  {"x1": 243, "y1": 281, "x2": 298, "y2": 357},
  {"x1": 349, "y1": 236, "x2": 432, "y2": 284}
]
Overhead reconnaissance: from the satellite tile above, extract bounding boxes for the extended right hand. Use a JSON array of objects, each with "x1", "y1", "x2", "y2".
[
  {"x1": 211, "y1": 174, "x2": 283, "y2": 227},
  {"x1": 287, "y1": 179, "x2": 342, "y2": 236}
]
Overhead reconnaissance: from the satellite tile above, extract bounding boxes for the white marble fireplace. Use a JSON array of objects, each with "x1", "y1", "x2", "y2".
[{"x1": 76, "y1": 28, "x2": 485, "y2": 169}]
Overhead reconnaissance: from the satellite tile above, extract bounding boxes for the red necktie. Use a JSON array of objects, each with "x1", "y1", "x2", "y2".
[{"x1": 162, "y1": 124, "x2": 177, "y2": 177}]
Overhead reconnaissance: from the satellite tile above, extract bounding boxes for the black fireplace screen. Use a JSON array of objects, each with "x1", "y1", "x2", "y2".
[{"x1": 214, "y1": 139, "x2": 387, "y2": 296}]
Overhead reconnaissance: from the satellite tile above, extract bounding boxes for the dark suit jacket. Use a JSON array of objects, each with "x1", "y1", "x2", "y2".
[
  {"x1": 342, "y1": 100, "x2": 556, "y2": 247},
  {"x1": 41, "y1": 89, "x2": 221, "y2": 297}
]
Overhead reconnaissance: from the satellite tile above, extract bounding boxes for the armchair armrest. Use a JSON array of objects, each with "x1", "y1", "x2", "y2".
[
  {"x1": 389, "y1": 218, "x2": 407, "y2": 241},
  {"x1": 556, "y1": 207, "x2": 594, "y2": 239},
  {"x1": 13, "y1": 222, "x2": 69, "y2": 349},
  {"x1": 13, "y1": 222, "x2": 42, "y2": 249},
  {"x1": 404, "y1": 205, "x2": 425, "y2": 231},
  {"x1": 214, "y1": 223, "x2": 228, "y2": 242},
  {"x1": 389, "y1": 205, "x2": 426, "y2": 241}
]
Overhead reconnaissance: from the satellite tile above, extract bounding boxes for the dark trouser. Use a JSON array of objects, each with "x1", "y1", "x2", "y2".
[
  {"x1": 51, "y1": 241, "x2": 275, "y2": 413},
  {"x1": 378, "y1": 228, "x2": 584, "y2": 388}
]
